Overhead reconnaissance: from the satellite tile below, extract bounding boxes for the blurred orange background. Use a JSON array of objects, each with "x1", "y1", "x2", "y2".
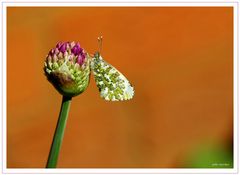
[{"x1": 7, "y1": 7, "x2": 233, "y2": 168}]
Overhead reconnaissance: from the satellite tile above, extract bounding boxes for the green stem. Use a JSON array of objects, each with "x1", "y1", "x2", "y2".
[{"x1": 46, "y1": 96, "x2": 72, "y2": 168}]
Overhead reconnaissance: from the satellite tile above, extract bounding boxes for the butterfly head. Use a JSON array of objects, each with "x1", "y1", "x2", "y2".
[{"x1": 94, "y1": 51, "x2": 101, "y2": 59}]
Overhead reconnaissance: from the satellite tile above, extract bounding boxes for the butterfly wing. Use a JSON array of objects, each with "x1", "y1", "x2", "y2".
[{"x1": 91, "y1": 54, "x2": 134, "y2": 101}]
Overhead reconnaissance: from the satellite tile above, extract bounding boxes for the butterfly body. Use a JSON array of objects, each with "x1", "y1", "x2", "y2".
[{"x1": 91, "y1": 52, "x2": 134, "y2": 101}]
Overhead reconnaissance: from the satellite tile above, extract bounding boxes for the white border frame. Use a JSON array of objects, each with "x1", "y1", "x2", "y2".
[{"x1": 0, "y1": 1, "x2": 239, "y2": 175}]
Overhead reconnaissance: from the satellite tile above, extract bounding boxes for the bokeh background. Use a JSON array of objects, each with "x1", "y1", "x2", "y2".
[{"x1": 7, "y1": 7, "x2": 233, "y2": 168}]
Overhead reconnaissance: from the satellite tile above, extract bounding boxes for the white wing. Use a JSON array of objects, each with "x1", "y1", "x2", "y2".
[{"x1": 91, "y1": 55, "x2": 134, "y2": 101}]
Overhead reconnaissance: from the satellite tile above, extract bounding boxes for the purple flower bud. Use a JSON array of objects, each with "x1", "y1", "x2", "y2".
[
  {"x1": 59, "y1": 42, "x2": 68, "y2": 53},
  {"x1": 71, "y1": 43, "x2": 82, "y2": 56},
  {"x1": 53, "y1": 54, "x2": 58, "y2": 62},
  {"x1": 68, "y1": 55, "x2": 74, "y2": 61},
  {"x1": 58, "y1": 52, "x2": 63, "y2": 59},
  {"x1": 56, "y1": 42, "x2": 63, "y2": 49},
  {"x1": 47, "y1": 55, "x2": 52, "y2": 62},
  {"x1": 77, "y1": 54, "x2": 85, "y2": 65},
  {"x1": 54, "y1": 48, "x2": 59, "y2": 54},
  {"x1": 70, "y1": 41, "x2": 75, "y2": 48},
  {"x1": 48, "y1": 49, "x2": 55, "y2": 56}
]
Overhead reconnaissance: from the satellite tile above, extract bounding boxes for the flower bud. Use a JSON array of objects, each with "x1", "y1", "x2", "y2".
[{"x1": 44, "y1": 41, "x2": 90, "y2": 97}]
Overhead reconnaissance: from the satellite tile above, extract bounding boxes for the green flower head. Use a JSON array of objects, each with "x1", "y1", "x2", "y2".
[{"x1": 44, "y1": 41, "x2": 90, "y2": 97}]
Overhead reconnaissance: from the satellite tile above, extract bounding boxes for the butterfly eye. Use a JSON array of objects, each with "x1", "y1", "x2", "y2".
[{"x1": 91, "y1": 56, "x2": 134, "y2": 101}]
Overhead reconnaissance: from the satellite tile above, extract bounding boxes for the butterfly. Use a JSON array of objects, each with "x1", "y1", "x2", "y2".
[{"x1": 90, "y1": 36, "x2": 134, "y2": 101}]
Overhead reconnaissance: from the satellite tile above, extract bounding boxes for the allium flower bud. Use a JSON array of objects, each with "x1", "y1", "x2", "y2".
[{"x1": 44, "y1": 41, "x2": 90, "y2": 97}]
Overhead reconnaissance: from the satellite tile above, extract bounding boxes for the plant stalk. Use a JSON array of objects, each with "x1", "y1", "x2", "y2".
[{"x1": 46, "y1": 96, "x2": 72, "y2": 168}]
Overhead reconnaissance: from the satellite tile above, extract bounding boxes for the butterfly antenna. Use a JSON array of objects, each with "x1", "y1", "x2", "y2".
[{"x1": 98, "y1": 36, "x2": 103, "y2": 55}]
